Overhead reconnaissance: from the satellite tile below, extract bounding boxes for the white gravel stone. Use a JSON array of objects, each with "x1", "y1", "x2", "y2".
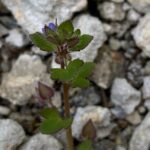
[
  {"x1": 127, "y1": 9, "x2": 140, "y2": 22},
  {"x1": 0, "y1": 119, "x2": 25, "y2": 150},
  {"x1": 71, "y1": 14, "x2": 106, "y2": 62},
  {"x1": 111, "y1": 78, "x2": 141, "y2": 114},
  {"x1": 5, "y1": 28, "x2": 29, "y2": 47},
  {"x1": 1, "y1": 0, "x2": 87, "y2": 33},
  {"x1": 20, "y1": 133, "x2": 63, "y2": 150},
  {"x1": 132, "y1": 13, "x2": 150, "y2": 57},
  {"x1": 128, "y1": 0, "x2": 150, "y2": 13},
  {"x1": 142, "y1": 76, "x2": 150, "y2": 100},
  {"x1": 98, "y1": 2, "x2": 125, "y2": 21},
  {"x1": 0, "y1": 106, "x2": 10, "y2": 115},
  {"x1": 72, "y1": 106, "x2": 112, "y2": 139},
  {"x1": 0, "y1": 54, "x2": 53, "y2": 105},
  {"x1": 129, "y1": 112, "x2": 150, "y2": 150}
]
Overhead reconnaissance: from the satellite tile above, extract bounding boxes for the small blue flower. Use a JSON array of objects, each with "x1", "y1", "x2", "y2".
[{"x1": 48, "y1": 23, "x2": 57, "y2": 31}]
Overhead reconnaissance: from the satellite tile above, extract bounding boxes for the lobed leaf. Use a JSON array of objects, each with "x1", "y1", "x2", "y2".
[
  {"x1": 77, "y1": 139, "x2": 92, "y2": 150},
  {"x1": 70, "y1": 34, "x2": 93, "y2": 51},
  {"x1": 30, "y1": 32, "x2": 56, "y2": 52}
]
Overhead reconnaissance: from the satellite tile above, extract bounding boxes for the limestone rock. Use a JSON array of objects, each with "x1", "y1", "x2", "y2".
[
  {"x1": 1, "y1": 0, "x2": 87, "y2": 33},
  {"x1": 0, "y1": 54, "x2": 53, "y2": 105},
  {"x1": 111, "y1": 78, "x2": 141, "y2": 114}
]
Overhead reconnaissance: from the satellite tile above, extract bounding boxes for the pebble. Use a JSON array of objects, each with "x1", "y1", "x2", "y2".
[
  {"x1": 1, "y1": 0, "x2": 87, "y2": 33},
  {"x1": 0, "y1": 119, "x2": 26, "y2": 150},
  {"x1": 5, "y1": 28, "x2": 29, "y2": 48},
  {"x1": 129, "y1": 112, "x2": 150, "y2": 150},
  {"x1": 142, "y1": 76, "x2": 150, "y2": 100},
  {"x1": 0, "y1": 54, "x2": 53, "y2": 105},
  {"x1": 111, "y1": 78, "x2": 141, "y2": 114},
  {"x1": 132, "y1": 13, "x2": 150, "y2": 57},
  {"x1": 0, "y1": 106, "x2": 10, "y2": 115},
  {"x1": 98, "y1": 2, "x2": 125, "y2": 21},
  {"x1": 20, "y1": 133, "x2": 63, "y2": 150},
  {"x1": 72, "y1": 106, "x2": 112, "y2": 139}
]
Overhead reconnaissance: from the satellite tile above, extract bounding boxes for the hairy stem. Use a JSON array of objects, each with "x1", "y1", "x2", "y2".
[
  {"x1": 61, "y1": 59, "x2": 74, "y2": 150},
  {"x1": 63, "y1": 83, "x2": 74, "y2": 150}
]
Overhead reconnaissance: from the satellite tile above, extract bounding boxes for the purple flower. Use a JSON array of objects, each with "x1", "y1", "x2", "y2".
[{"x1": 48, "y1": 23, "x2": 57, "y2": 31}]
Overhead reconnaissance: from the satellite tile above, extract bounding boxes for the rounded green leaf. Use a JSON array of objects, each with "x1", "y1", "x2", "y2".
[
  {"x1": 77, "y1": 140, "x2": 92, "y2": 150},
  {"x1": 30, "y1": 32, "x2": 57, "y2": 52},
  {"x1": 39, "y1": 108, "x2": 60, "y2": 119},
  {"x1": 70, "y1": 34, "x2": 93, "y2": 51}
]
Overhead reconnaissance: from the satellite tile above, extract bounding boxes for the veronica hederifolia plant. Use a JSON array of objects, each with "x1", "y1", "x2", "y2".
[{"x1": 30, "y1": 20, "x2": 96, "y2": 150}]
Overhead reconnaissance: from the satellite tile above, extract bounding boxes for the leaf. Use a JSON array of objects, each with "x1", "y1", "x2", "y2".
[
  {"x1": 73, "y1": 29, "x2": 81, "y2": 37},
  {"x1": 51, "y1": 59, "x2": 95, "y2": 88},
  {"x1": 30, "y1": 32, "x2": 57, "y2": 52},
  {"x1": 78, "y1": 62, "x2": 95, "y2": 78},
  {"x1": 62, "y1": 117, "x2": 73, "y2": 129},
  {"x1": 39, "y1": 117, "x2": 63, "y2": 134},
  {"x1": 58, "y1": 20, "x2": 74, "y2": 35},
  {"x1": 39, "y1": 108, "x2": 60, "y2": 119},
  {"x1": 71, "y1": 77, "x2": 90, "y2": 88},
  {"x1": 70, "y1": 34, "x2": 93, "y2": 51},
  {"x1": 39, "y1": 108, "x2": 73, "y2": 134},
  {"x1": 77, "y1": 140, "x2": 92, "y2": 150}
]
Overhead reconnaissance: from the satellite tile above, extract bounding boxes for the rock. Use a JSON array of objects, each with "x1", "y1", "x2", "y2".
[
  {"x1": 98, "y1": 2, "x2": 125, "y2": 21},
  {"x1": 109, "y1": 38, "x2": 121, "y2": 51},
  {"x1": 144, "y1": 99, "x2": 150, "y2": 110},
  {"x1": 0, "y1": 54, "x2": 53, "y2": 105},
  {"x1": 0, "y1": 23, "x2": 8, "y2": 37},
  {"x1": 127, "y1": 9, "x2": 140, "y2": 22},
  {"x1": 111, "y1": 78, "x2": 141, "y2": 114},
  {"x1": 20, "y1": 133, "x2": 63, "y2": 150},
  {"x1": 0, "y1": 119, "x2": 25, "y2": 150},
  {"x1": 51, "y1": 92, "x2": 62, "y2": 108},
  {"x1": 142, "y1": 76, "x2": 150, "y2": 100},
  {"x1": 0, "y1": 106, "x2": 10, "y2": 115},
  {"x1": 129, "y1": 112, "x2": 150, "y2": 150},
  {"x1": 126, "y1": 111, "x2": 142, "y2": 125},
  {"x1": 116, "y1": 145, "x2": 126, "y2": 150},
  {"x1": 111, "y1": 106, "x2": 127, "y2": 119},
  {"x1": 132, "y1": 13, "x2": 150, "y2": 57},
  {"x1": 71, "y1": 14, "x2": 106, "y2": 62},
  {"x1": 70, "y1": 87, "x2": 100, "y2": 106},
  {"x1": 72, "y1": 106, "x2": 112, "y2": 139},
  {"x1": 111, "y1": 0, "x2": 124, "y2": 3},
  {"x1": 1, "y1": 0, "x2": 87, "y2": 33},
  {"x1": 127, "y1": 61, "x2": 143, "y2": 88},
  {"x1": 128, "y1": 0, "x2": 150, "y2": 13},
  {"x1": 92, "y1": 46, "x2": 124, "y2": 89},
  {"x1": 143, "y1": 61, "x2": 150, "y2": 75},
  {"x1": 5, "y1": 28, "x2": 29, "y2": 48},
  {"x1": 94, "y1": 140, "x2": 116, "y2": 150}
]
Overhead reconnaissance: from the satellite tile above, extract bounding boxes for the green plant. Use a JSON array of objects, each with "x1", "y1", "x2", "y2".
[{"x1": 31, "y1": 20, "x2": 96, "y2": 150}]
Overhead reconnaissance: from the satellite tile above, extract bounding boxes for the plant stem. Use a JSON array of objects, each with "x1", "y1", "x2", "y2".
[
  {"x1": 60, "y1": 59, "x2": 74, "y2": 150},
  {"x1": 63, "y1": 83, "x2": 74, "y2": 150}
]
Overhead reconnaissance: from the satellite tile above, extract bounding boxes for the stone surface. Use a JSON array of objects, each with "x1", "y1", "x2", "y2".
[
  {"x1": 143, "y1": 61, "x2": 150, "y2": 75},
  {"x1": 0, "y1": 54, "x2": 53, "y2": 105},
  {"x1": 111, "y1": 0, "x2": 124, "y2": 3},
  {"x1": 129, "y1": 112, "x2": 150, "y2": 150},
  {"x1": 98, "y1": 2, "x2": 125, "y2": 21},
  {"x1": 0, "y1": 106, "x2": 10, "y2": 115},
  {"x1": 0, "y1": 24, "x2": 8, "y2": 37},
  {"x1": 20, "y1": 133, "x2": 63, "y2": 150},
  {"x1": 111, "y1": 78, "x2": 141, "y2": 114},
  {"x1": 126, "y1": 111, "x2": 142, "y2": 125},
  {"x1": 72, "y1": 106, "x2": 112, "y2": 139},
  {"x1": 1, "y1": 0, "x2": 87, "y2": 33},
  {"x1": 132, "y1": 13, "x2": 150, "y2": 57},
  {"x1": 70, "y1": 87, "x2": 100, "y2": 106},
  {"x1": 127, "y1": 9, "x2": 140, "y2": 22},
  {"x1": 128, "y1": 0, "x2": 150, "y2": 13},
  {"x1": 142, "y1": 76, "x2": 150, "y2": 100},
  {"x1": 5, "y1": 28, "x2": 29, "y2": 47},
  {"x1": 0, "y1": 119, "x2": 25, "y2": 150},
  {"x1": 92, "y1": 46, "x2": 124, "y2": 89},
  {"x1": 71, "y1": 14, "x2": 106, "y2": 62}
]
